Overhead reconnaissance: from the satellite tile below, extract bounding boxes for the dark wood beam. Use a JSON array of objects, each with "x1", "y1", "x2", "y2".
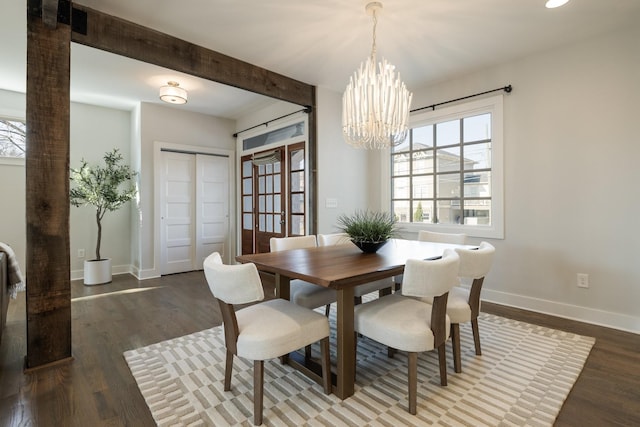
[
  {"x1": 41, "y1": 0, "x2": 59, "y2": 28},
  {"x1": 25, "y1": 2, "x2": 73, "y2": 368},
  {"x1": 70, "y1": 4, "x2": 315, "y2": 108}
]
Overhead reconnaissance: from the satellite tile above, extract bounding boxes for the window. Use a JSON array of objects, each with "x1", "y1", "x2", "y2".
[
  {"x1": 0, "y1": 117, "x2": 26, "y2": 158},
  {"x1": 390, "y1": 95, "x2": 504, "y2": 239}
]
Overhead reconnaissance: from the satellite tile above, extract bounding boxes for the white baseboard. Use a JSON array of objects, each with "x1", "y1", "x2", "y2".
[
  {"x1": 482, "y1": 288, "x2": 640, "y2": 335},
  {"x1": 68, "y1": 266, "x2": 639, "y2": 334},
  {"x1": 131, "y1": 267, "x2": 160, "y2": 280},
  {"x1": 70, "y1": 263, "x2": 150, "y2": 281}
]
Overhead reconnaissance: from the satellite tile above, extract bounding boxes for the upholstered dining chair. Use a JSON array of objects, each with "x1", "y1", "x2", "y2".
[
  {"x1": 269, "y1": 235, "x2": 336, "y2": 316},
  {"x1": 447, "y1": 241, "x2": 495, "y2": 373},
  {"x1": 394, "y1": 230, "x2": 467, "y2": 290},
  {"x1": 317, "y1": 233, "x2": 394, "y2": 303},
  {"x1": 354, "y1": 250, "x2": 460, "y2": 415},
  {"x1": 203, "y1": 252, "x2": 331, "y2": 426},
  {"x1": 417, "y1": 230, "x2": 468, "y2": 245},
  {"x1": 270, "y1": 235, "x2": 337, "y2": 359}
]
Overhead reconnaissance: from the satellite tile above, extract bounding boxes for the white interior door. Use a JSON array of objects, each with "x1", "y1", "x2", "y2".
[
  {"x1": 160, "y1": 150, "x2": 231, "y2": 274},
  {"x1": 195, "y1": 154, "x2": 229, "y2": 269},
  {"x1": 161, "y1": 152, "x2": 196, "y2": 274}
]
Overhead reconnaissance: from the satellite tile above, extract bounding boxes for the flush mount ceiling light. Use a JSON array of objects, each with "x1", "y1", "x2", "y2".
[
  {"x1": 159, "y1": 81, "x2": 188, "y2": 105},
  {"x1": 545, "y1": 0, "x2": 570, "y2": 8},
  {"x1": 342, "y1": 2, "x2": 413, "y2": 149}
]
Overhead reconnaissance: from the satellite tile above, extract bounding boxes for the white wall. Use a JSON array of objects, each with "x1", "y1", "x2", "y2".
[
  {"x1": 315, "y1": 87, "x2": 369, "y2": 233},
  {"x1": 0, "y1": 89, "x2": 26, "y2": 270},
  {"x1": 0, "y1": 90, "x2": 134, "y2": 279},
  {"x1": 137, "y1": 102, "x2": 236, "y2": 278},
  {"x1": 69, "y1": 102, "x2": 133, "y2": 277},
  {"x1": 370, "y1": 24, "x2": 640, "y2": 332}
]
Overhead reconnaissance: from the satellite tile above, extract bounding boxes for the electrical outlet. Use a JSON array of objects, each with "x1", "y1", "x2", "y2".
[
  {"x1": 78, "y1": 249, "x2": 85, "y2": 258},
  {"x1": 577, "y1": 273, "x2": 589, "y2": 288}
]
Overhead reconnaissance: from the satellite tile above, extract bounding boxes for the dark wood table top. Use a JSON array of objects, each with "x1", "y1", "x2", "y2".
[{"x1": 236, "y1": 238, "x2": 472, "y2": 290}]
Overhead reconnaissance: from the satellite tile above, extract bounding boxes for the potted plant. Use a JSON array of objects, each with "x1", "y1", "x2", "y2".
[
  {"x1": 336, "y1": 210, "x2": 398, "y2": 253},
  {"x1": 70, "y1": 148, "x2": 137, "y2": 285}
]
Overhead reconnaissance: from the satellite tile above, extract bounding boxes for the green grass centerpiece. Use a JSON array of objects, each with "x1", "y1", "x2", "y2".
[{"x1": 337, "y1": 210, "x2": 398, "y2": 253}]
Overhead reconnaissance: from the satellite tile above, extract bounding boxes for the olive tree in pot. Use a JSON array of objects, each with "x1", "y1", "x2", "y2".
[{"x1": 70, "y1": 148, "x2": 137, "y2": 285}]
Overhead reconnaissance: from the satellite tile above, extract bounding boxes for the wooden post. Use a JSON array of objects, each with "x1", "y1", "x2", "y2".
[{"x1": 25, "y1": 1, "x2": 73, "y2": 369}]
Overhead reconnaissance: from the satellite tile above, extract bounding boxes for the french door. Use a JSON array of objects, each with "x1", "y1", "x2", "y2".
[{"x1": 241, "y1": 142, "x2": 306, "y2": 254}]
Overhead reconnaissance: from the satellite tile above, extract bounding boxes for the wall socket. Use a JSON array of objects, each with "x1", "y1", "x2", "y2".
[
  {"x1": 77, "y1": 249, "x2": 85, "y2": 258},
  {"x1": 577, "y1": 273, "x2": 589, "y2": 288}
]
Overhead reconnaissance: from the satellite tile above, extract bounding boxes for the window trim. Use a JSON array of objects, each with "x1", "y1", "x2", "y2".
[{"x1": 381, "y1": 94, "x2": 504, "y2": 239}]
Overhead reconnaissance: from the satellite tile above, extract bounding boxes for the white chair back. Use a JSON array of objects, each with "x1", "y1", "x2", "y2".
[
  {"x1": 203, "y1": 252, "x2": 264, "y2": 304},
  {"x1": 401, "y1": 249, "x2": 460, "y2": 298},
  {"x1": 418, "y1": 230, "x2": 467, "y2": 244},
  {"x1": 270, "y1": 235, "x2": 317, "y2": 252},
  {"x1": 455, "y1": 241, "x2": 495, "y2": 279},
  {"x1": 317, "y1": 233, "x2": 352, "y2": 247}
]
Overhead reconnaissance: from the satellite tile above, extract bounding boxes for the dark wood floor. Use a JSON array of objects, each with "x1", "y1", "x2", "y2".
[{"x1": 0, "y1": 272, "x2": 638, "y2": 426}]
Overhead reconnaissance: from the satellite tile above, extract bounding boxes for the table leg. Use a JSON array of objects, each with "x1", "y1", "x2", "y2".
[
  {"x1": 335, "y1": 286, "x2": 355, "y2": 399},
  {"x1": 274, "y1": 273, "x2": 290, "y2": 300},
  {"x1": 275, "y1": 274, "x2": 291, "y2": 364}
]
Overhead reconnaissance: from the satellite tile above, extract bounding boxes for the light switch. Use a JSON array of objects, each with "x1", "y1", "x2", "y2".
[{"x1": 325, "y1": 198, "x2": 338, "y2": 208}]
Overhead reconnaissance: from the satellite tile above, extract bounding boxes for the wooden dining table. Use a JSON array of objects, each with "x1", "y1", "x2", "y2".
[{"x1": 236, "y1": 238, "x2": 472, "y2": 400}]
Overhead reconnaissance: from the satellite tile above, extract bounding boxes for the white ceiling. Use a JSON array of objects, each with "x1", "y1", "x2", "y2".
[{"x1": 2, "y1": 0, "x2": 640, "y2": 119}]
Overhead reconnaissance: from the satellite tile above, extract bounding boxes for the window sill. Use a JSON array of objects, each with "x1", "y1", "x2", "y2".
[{"x1": 0, "y1": 157, "x2": 25, "y2": 167}]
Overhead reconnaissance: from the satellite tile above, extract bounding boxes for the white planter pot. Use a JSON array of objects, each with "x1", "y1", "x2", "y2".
[{"x1": 84, "y1": 259, "x2": 112, "y2": 285}]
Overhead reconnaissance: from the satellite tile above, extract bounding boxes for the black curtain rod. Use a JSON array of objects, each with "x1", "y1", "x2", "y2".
[
  {"x1": 410, "y1": 85, "x2": 512, "y2": 114},
  {"x1": 233, "y1": 106, "x2": 312, "y2": 138}
]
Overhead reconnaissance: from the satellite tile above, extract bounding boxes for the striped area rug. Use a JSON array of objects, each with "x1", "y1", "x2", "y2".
[{"x1": 124, "y1": 311, "x2": 594, "y2": 426}]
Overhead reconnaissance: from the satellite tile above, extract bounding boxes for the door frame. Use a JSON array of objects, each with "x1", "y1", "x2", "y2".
[
  {"x1": 236, "y1": 113, "x2": 309, "y2": 255},
  {"x1": 154, "y1": 141, "x2": 235, "y2": 273}
]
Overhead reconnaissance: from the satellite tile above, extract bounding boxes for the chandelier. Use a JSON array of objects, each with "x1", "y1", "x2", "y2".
[{"x1": 342, "y1": 2, "x2": 413, "y2": 149}]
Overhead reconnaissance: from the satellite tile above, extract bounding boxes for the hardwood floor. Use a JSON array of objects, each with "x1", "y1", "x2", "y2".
[{"x1": 0, "y1": 272, "x2": 638, "y2": 426}]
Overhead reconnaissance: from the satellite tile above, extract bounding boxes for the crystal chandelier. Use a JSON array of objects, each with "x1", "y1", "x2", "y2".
[{"x1": 342, "y1": 2, "x2": 413, "y2": 149}]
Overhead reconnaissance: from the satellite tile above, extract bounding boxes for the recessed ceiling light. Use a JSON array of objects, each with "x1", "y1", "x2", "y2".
[{"x1": 545, "y1": 0, "x2": 570, "y2": 8}]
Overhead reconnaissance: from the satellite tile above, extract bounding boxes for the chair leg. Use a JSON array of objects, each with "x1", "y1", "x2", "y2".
[
  {"x1": 305, "y1": 344, "x2": 312, "y2": 360},
  {"x1": 224, "y1": 350, "x2": 234, "y2": 391},
  {"x1": 379, "y1": 287, "x2": 392, "y2": 297},
  {"x1": 354, "y1": 296, "x2": 363, "y2": 305},
  {"x1": 437, "y1": 343, "x2": 448, "y2": 386},
  {"x1": 320, "y1": 337, "x2": 331, "y2": 394},
  {"x1": 324, "y1": 304, "x2": 331, "y2": 317},
  {"x1": 408, "y1": 352, "x2": 417, "y2": 415},
  {"x1": 471, "y1": 318, "x2": 482, "y2": 355},
  {"x1": 388, "y1": 347, "x2": 396, "y2": 358},
  {"x1": 253, "y1": 360, "x2": 263, "y2": 426},
  {"x1": 451, "y1": 323, "x2": 462, "y2": 373}
]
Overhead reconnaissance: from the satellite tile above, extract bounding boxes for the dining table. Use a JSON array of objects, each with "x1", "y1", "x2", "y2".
[{"x1": 235, "y1": 237, "x2": 473, "y2": 400}]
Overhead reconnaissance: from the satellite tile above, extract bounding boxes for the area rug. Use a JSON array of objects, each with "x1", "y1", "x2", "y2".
[{"x1": 124, "y1": 310, "x2": 594, "y2": 426}]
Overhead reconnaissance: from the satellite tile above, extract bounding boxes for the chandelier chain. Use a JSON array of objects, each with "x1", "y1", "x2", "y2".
[{"x1": 371, "y1": 8, "x2": 378, "y2": 59}]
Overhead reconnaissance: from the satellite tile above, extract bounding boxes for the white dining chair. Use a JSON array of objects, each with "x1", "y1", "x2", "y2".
[
  {"x1": 203, "y1": 252, "x2": 331, "y2": 426},
  {"x1": 317, "y1": 233, "x2": 394, "y2": 303},
  {"x1": 354, "y1": 249, "x2": 460, "y2": 415},
  {"x1": 417, "y1": 230, "x2": 467, "y2": 244},
  {"x1": 448, "y1": 241, "x2": 495, "y2": 372},
  {"x1": 269, "y1": 235, "x2": 337, "y2": 315},
  {"x1": 394, "y1": 230, "x2": 467, "y2": 290}
]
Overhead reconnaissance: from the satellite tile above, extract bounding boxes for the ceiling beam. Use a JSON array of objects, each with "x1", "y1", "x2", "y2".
[
  {"x1": 41, "y1": 0, "x2": 59, "y2": 28},
  {"x1": 70, "y1": 4, "x2": 315, "y2": 108}
]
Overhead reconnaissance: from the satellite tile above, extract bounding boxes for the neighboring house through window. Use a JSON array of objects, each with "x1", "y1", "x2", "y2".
[{"x1": 389, "y1": 95, "x2": 504, "y2": 239}]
